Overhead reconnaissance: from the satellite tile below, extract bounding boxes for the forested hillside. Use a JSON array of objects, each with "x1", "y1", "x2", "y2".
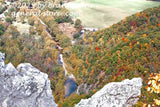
[
  {"x1": 0, "y1": 0, "x2": 160, "y2": 106},
  {"x1": 0, "y1": 0, "x2": 74, "y2": 105},
  {"x1": 64, "y1": 6, "x2": 160, "y2": 106}
]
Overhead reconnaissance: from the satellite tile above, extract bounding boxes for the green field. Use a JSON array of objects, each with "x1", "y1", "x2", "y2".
[{"x1": 65, "y1": 0, "x2": 160, "y2": 28}]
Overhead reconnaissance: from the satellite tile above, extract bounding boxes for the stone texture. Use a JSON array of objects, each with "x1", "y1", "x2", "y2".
[
  {"x1": 0, "y1": 52, "x2": 57, "y2": 107},
  {"x1": 76, "y1": 78, "x2": 143, "y2": 107}
]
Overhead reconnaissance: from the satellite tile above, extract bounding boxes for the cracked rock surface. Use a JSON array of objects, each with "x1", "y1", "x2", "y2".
[
  {"x1": 0, "y1": 52, "x2": 57, "y2": 107},
  {"x1": 76, "y1": 78, "x2": 143, "y2": 107}
]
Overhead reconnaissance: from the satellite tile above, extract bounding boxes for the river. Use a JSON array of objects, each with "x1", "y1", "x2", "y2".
[
  {"x1": 38, "y1": 17, "x2": 77, "y2": 97},
  {"x1": 59, "y1": 53, "x2": 78, "y2": 97}
]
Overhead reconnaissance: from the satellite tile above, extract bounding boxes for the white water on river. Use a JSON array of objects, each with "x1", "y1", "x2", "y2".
[{"x1": 59, "y1": 54, "x2": 75, "y2": 79}]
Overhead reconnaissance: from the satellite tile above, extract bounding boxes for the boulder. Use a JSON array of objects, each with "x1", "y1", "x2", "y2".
[
  {"x1": 76, "y1": 78, "x2": 142, "y2": 107},
  {"x1": 0, "y1": 52, "x2": 57, "y2": 107}
]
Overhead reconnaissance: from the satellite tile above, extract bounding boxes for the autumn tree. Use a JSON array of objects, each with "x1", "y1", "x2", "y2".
[
  {"x1": 5, "y1": 17, "x2": 12, "y2": 23},
  {"x1": 6, "y1": 25, "x2": 20, "y2": 38},
  {"x1": 75, "y1": 19, "x2": 82, "y2": 29},
  {"x1": 0, "y1": 24, "x2": 5, "y2": 36}
]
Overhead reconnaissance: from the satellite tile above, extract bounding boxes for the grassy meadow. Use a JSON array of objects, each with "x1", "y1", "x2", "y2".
[{"x1": 65, "y1": 0, "x2": 160, "y2": 28}]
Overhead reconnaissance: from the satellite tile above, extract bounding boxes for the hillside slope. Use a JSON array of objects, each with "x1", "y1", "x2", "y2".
[{"x1": 65, "y1": 6, "x2": 160, "y2": 106}]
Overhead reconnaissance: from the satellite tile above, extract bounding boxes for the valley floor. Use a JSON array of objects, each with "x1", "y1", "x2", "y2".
[{"x1": 65, "y1": 0, "x2": 160, "y2": 28}]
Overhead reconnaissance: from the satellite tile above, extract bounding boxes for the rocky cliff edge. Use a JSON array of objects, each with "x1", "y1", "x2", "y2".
[
  {"x1": 0, "y1": 52, "x2": 57, "y2": 107},
  {"x1": 76, "y1": 77, "x2": 142, "y2": 107}
]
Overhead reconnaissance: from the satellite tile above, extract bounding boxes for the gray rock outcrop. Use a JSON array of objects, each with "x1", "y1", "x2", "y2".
[
  {"x1": 76, "y1": 78, "x2": 143, "y2": 107},
  {"x1": 0, "y1": 52, "x2": 57, "y2": 107}
]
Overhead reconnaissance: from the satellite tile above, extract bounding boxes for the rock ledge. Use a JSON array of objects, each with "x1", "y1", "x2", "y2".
[
  {"x1": 76, "y1": 78, "x2": 143, "y2": 107},
  {"x1": 0, "y1": 52, "x2": 57, "y2": 107}
]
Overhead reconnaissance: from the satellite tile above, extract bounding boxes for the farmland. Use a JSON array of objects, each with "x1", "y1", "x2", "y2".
[{"x1": 65, "y1": 0, "x2": 160, "y2": 28}]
